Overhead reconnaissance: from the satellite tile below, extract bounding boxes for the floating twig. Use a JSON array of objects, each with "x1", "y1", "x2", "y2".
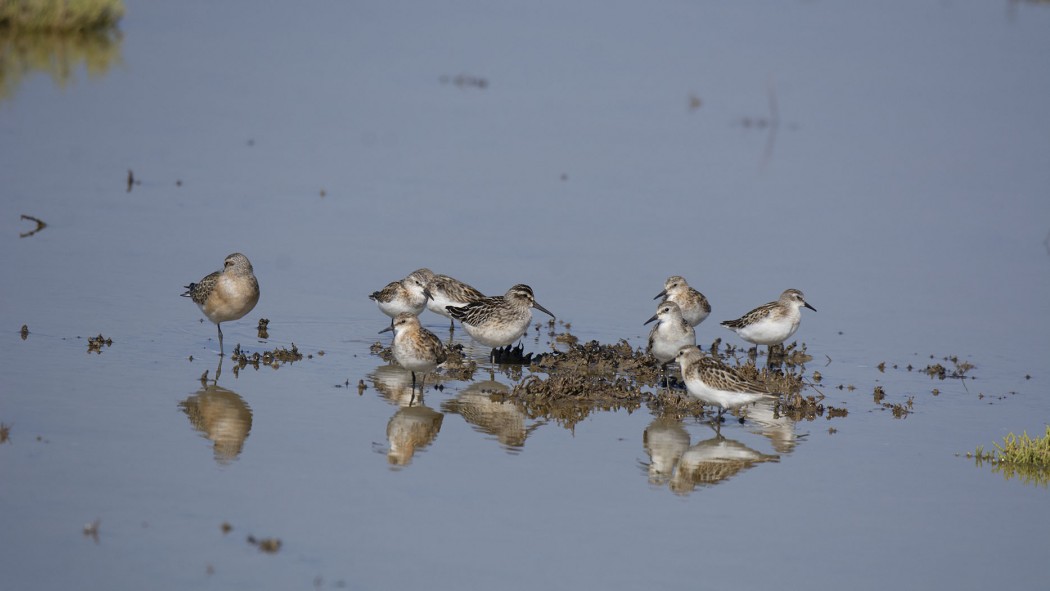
[{"x1": 19, "y1": 214, "x2": 47, "y2": 238}]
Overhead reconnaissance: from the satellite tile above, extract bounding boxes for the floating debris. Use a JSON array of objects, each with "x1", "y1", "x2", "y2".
[
  {"x1": 370, "y1": 341, "x2": 393, "y2": 362},
  {"x1": 221, "y1": 522, "x2": 232, "y2": 534},
  {"x1": 83, "y1": 519, "x2": 100, "y2": 543},
  {"x1": 873, "y1": 386, "x2": 886, "y2": 404},
  {"x1": 826, "y1": 406, "x2": 848, "y2": 419},
  {"x1": 257, "y1": 318, "x2": 270, "y2": 339},
  {"x1": 247, "y1": 535, "x2": 282, "y2": 553},
  {"x1": 688, "y1": 93, "x2": 702, "y2": 111},
  {"x1": 229, "y1": 343, "x2": 304, "y2": 375},
  {"x1": 20, "y1": 324, "x2": 29, "y2": 340},
  {"x1": 776, "y1": 391, "x2": 827, "y2": 422},
  {"x1": 19, "y1": 214, "x2": 46, "y2": 238},
  {"x1": 439, "y1": 73, "x2": 488, "y2": 89},
  {"x1": 87, "y1": 333, "x2": 113, "y2": 354},
  {"x1": 0, "y1": 422, "x2": 10, "y2": 443}
]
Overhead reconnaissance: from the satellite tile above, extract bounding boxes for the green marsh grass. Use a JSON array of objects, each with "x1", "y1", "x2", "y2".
[{"x1": 0, "y1": 0, "x2": 124, "y2": 31}]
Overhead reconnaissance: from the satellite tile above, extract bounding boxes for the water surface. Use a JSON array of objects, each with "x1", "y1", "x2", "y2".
[{"x1": 2, "y1": 2, "x2": 1049, "y2": 589}]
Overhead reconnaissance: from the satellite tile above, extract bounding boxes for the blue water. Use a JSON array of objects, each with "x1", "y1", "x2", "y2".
[{"x1": 2, "y1": 1, "x2": 1048, "y2": 589}]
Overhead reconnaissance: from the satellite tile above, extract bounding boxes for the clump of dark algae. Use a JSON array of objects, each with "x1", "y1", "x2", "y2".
[
  {"x1": 512, "y1": 339, "x2": 649, "y2": 428},
  {"x1": 256, "y1": 318, "x2": 270, "y2": 339},
  {"x1": 370, "y1": 327, "x2": 824, "y2": 427},
  {"x1": 229, "y1": 343, "x2": 304, "y2": 376},
  {"x1": 86, "y1": 334, "x2": 113, "y2": 354}
]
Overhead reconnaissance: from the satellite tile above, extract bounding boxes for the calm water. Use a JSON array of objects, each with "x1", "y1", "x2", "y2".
[{"x1": 2, "y1": 1, "x2": 1049, "y2": 589}]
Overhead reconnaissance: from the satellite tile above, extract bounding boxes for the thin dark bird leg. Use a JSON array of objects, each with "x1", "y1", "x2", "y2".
[{"x1": 217, "y1": 324, "x2": 225, "y2": 356}]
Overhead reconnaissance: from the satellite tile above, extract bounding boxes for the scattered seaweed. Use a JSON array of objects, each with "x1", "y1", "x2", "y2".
[
  {"x1": 886, "y1": 397, "x2": 914, "y2": 418},
  {"x1": 777, "y1": 391, "x2": 827, "y2": 422},
  {"x1": 20, "y1": 324, "x2": 29, "y2": 340},
  {"x1": 873, "y1": 386, "x2": 886, "y2": 404},
  {"x1": 86, "y1": 333, "x2": 112, "y2": 354},
  {"x1": 247, "y1": 535, "x2": 281, "y2": 553},
  {"x1": 229, "y1": 343, "x2": 303, "y2": 375},
  {"x1": 256, "y1": 318, "x2": 269, "y2": 339},
  {"x1": 0, "y1": 422, "x2": 10, "y2": 443},
  {"x1": 505, "y1": 337, "x2": 820, "y2": 428},
  {"x1": 440, "y1": 343, "x2": 477, "y2": 381}
]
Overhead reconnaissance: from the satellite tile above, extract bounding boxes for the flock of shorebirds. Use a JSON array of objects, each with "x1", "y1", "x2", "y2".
[{"x1": 183, "y1": 253, "x2": 817, "y2": 420}]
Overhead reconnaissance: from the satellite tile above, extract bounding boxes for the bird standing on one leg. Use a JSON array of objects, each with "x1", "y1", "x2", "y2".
[{"x1": 183, "y1": 253, "x2": 260, "y2": 356}]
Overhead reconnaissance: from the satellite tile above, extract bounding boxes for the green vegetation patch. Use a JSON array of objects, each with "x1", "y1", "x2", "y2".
[
  {"x1": 972, "y1": 426, "x2": 1050, "y2": 487},
  {"x1": 0, "y1": 0, "x2": 124, "y2": 31}
]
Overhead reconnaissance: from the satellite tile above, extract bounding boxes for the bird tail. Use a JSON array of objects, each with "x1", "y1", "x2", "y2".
[{"x1": 181, "y1": 283, "x2": 195, "y2": 297}]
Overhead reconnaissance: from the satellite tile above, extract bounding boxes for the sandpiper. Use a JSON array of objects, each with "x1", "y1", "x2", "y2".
[
  {"x1": 655, "y1": 275, "x2": 711, "y2": 327},
  {"x1": 645, "y1": 301, "x2": 696, "y2": 379},
  {"x1": 720, "y1": 289, "x2": 815, "y2": 352},
  {"x1": 675, "y1": 345, "x2": 774, "y2": 419},
  {"x1": 446, "y1": 284, "x2": 554, "y2": 350},
  {"x1": 182, "y1": 253, "x2": 260, "y2": 355},
  {"x1": 423, "y1": 273, "x2": 485, "y2": 329},
  {"x1": 379, "y1": 312, "x2": 448, "y2": 397},
  {"x1": 370, "y1": 268, "x2": 434, "y2": 323}
]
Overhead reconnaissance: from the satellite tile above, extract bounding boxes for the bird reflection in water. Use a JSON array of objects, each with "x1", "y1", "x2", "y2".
[
  {"x1": 386, "y1": 406, "x2": 444, "y2": 467},
  {"x1": 742, "y1": 396, "x2": 801, "y2": 455},
  {"x1": 642, "y1": 417, "x2": 691, "y2": 485},
  {"x1": 441, "y1": 381, "x2": 544, "y2": 452},
  {"x1": 179, "y1": 377, "x2": 252, "y2": 464},
  {"x1": 372, "y1": 364, "x2": 444, "y2": 407},
  {"x1": 642, "y1": 416, "x2": 786, "y2": 495},
  {"x1": 670, "y1": 435, "x2": 780, "y2": 495},
  {"x1": 372, "y1": 364, "x2": 445, "y2": 467}
]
